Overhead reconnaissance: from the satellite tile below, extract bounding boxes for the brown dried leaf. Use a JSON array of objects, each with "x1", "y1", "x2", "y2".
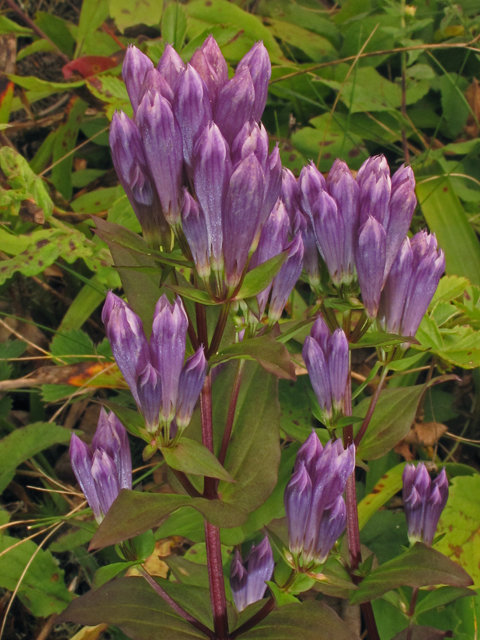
[
  {"x1": 403, "y1": 421, "x2": 448, "y2": 446},
  {"x1": 464, "y1": 78, "x2": 480, "y2": 139}
]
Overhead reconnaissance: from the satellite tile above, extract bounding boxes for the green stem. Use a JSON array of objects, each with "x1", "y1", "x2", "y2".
[
  {"x1": 207, "y1": 303, "x2": 230, "y2": 360},
  {"x1": 406, "y1": 587, "x2": 419, "y2": 640}
]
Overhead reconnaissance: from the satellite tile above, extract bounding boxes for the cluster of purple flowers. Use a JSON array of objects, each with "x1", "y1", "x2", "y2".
[
  {"x1": 70, "y1": 408, "x2": 131, "y2": 523},
  {"x1": 284, "y1": 431, "x2": 355, "y2": 569},
  {"x1": 111, "y1": 38, "x2": 304, "y2": 311},
  {"x1": 229, "y1": 537, "x2": 274, "y2": 611},
  {"x1": 102, "y1": 291, "x2": 207, "y2": 440}
]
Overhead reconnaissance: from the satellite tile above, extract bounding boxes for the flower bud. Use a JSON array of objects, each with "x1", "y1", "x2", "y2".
[
  {"x1": 109, "y1": 111, "x2": 171, "y2": 249},
  {"x1": 176, "y1": 347, "x2": 208, "y2": 429},
  {"x1": 236, "y1": 41, "x2": 271, "y2": 122},
  {"x1": 70, "y1": 410, "x2": 131, "y2": 523},
  {"x1": 261, "y1": 145, "x2": 283, "y2": 229},
  {"x1": 302, "y1": 218, "x2": 321, "y2": 289},
  {"x1": 282, "y1": 167, "x2": 300, "y2": 228},
  {"x1": 403, "y1": 463, "x2": 448, "y2": 546},
  {"x1": 123, "y1": 45, "x2": 154, "y2": 113},
  {"x1": 215, "y1": 67, "x2": 256, "y2": 146},
  {"x1": 268, "y1": 233, "x2": 304, "y2": 324},
  {"x1": 139, "y1": 68, "x2": 174, "y2": 106},
  {"x1": 231, "y1": 119, "x2": 269, "y2": 169},
  {"x1": 190, "y1": 35, "x2": 228, "y2": 107},
  {"x1": 299, "y1": 162, "x2": 326, "y2": 220},
  {"x1": 357, "y1": 155, "x2": 391, "y2": 228},
  {"x1": 150, "y1": 295, "x2": 188, "y2": 424},
  {"x1": 137, "y1": 363, "x2": 162, "y2": 433},
  {"x1": 384, "y1": 164, "x2": 416, "y2": 278},
  {"x1": 378, "y1": 238, "x2": 413, "y2": 334},
  {"x1": 157, "y1": 43, "x2": 186, "y2": 88},
  {"x1": 223, "y1": 153, "x2": 265, "y2": 288},
  {"x1": 356, "y1": 216, "x2": 387, "y2": 318},
  {"x1": 173, "y1": 65, "x2": 212, "y2": 170},
  {"x1": 181, "y1": 190, "x2": 210, "y2": 279},
  {"x1": 230, "y1": 537, "x2": 274, "y2": 612},
  {"x1": 194, "y1": 123, "x2": 232, "y2": 271}
]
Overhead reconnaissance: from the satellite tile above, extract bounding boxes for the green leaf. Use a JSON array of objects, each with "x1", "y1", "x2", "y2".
[
  {"x1": 263, "y1": 18, "x2": 336, "y2": 61},
  {"x1": 71, "y1": 187, "x2": 118, "y2": 214},
  {"x1": 109, "y1": 0, "x2": 162, "y2": 33},
  {"x1": 357, "y1": 462, "x2": 407, "y2": 530},
  {"x1": 430, "y1": 275, "x2": 471, "y2": 307},
  {"x1": 0, "y1": 423, "x2": 71, "y2": 493},
  {"x1": 166, "y1": 283, "x2": 219, "y2": 306},
  {"x1": 354, "y1": 331, "x2": 419, "y2": 349},
  {"x1": 350, "y1": 543, "x2": 473, "y2": 605},
  {"x1": 17, "y1": 39, "x2": 56, "y2": 61},
  {"x1": 235, "y1": 252, "x2": 288, "y2": 300},
  {"x1": 435, "y1": 475, "x2": 480, "y2": 589},
  {"x1": 93, "y1": 561, "x2": 137, "y2": 589},
  {"x1": 161, "y1": 438, "x2": 234, "y2": 482},
  {"x1": 162, "y1": 3, "x2": 187, "y2": 49},
  {"x1": 59, "y1": 576, "x2": 206, "y2": 639},
  {"x1": 35, "y1": 12, "x2": 75, "y2": 56},
  {"x1": 90, "y1": 489, "x2": 248, "y2": 549},
  {"x1": 58, "y1": 276, "x2": 106, "y2": 332},
  {"x1": 210, "y1": 335, "x2": 296, "y2": 380},
  {"x1": 437, "y1": 73, "x2": 470, "y2": 137},
  {"x1": 414, "y1": 586, "x2": 476, "y2": 616},
  {"x1": 0, "y1": 15, "x2": 32, "y2": 35},
  {"x1": 49, "y1": 524, "x2": 96, "y2": 552},
  {"x1": 7, "y1": 74, "x2": 85, "y2": 93},
  {"x1": 185, "y1": 0, "x2": 284, "y2": 63},
  {"x1": 391, "y1": 628, "x2": 455, "y2": 640},
  {"x1": 104, "y1": 401, "x2": 148, "y2": 440},
  {"x1": 50, "y1": 329, "x2": 95, "y2": 364},
  {"x1": 354, "y1": 386, "x2": 425, "y2": 460},
  {"x1": 218, "y1": 363, "x2": 282, "y2": 515},
  {"x1": 0, "y1": 535, "x2": 72, "y2": 616},
  {"x1": 86, "y1": 75, "x2": 132, "y2": 118},
  {"x1": 416, "y1": 169, "x2": 480, "y2": 287},
  {"x1": 52, "y1": 97, "x2": 88, "y2": 199},
  {"x1": 75, "y1": 0, "x2": 109, "y2": 57},
  {"x1": 240, "y1": 601, "x2": 360, "y2": 639}
]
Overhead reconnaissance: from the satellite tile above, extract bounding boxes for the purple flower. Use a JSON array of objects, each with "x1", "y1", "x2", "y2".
[
  {"x1": 123, "y1": 45, "x2": 154, "y2": 114},
  {"x1": 284, "y1": 433, "x2": 355, "y2": 567},
  {"x1": 109, "y1": 111, "x2": 171, "y2": 249},
  {"x1": 139, "y1": 68, "x2": 174, "y2": 106},
  {"x1": 281, "y1": 167, "x2": 301, "y2": 230},
  {"x1": 302, "y1": 318, "x2": 349, "y2": 423},
  {"x1": 230, "y1": 537, "x2": 274, "y2": 611},
  {"x1": 268, "y1": 233, "x2": 304, "y2": 324},
  {"x1": 136, "y1": 90, "x2": 184, "y2": 228},
  {"x1": 190, "y1": 35, "x2": 229, "y2": 107},
  {"x1": 378, "y1": 231, "x2": 445, "y2": 338},
  {"x1": 70, "y1": 408, "x2": 131, "y2": 523},
  {"x1": 236, "y1": 41, "x2": 271, "y2": 122},
  {"x1": 215, "y1": 67, "x2": 256, "y2": 146},
  {"x1": 102, "y1": 292, "x2": 205, "y2": 437},
  {"x1": 402, "y1": 463, "x2": 449, "y2": 546},
  {"x1": 157, "y1": 44, "x2": 186, "y2": 89},
  {"x1": 181, "y1": 190, "x2": 210, "y2": 279},
  {"x1": 356, "y1": 216, "x2": 386, "y2": 318}
]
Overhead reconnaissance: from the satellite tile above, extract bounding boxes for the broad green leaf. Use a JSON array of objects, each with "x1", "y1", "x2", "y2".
[
  {"x1": 241, "y1": 601, "x2": 360, "y2": 639},
  {"x1": 416, "y1": 169, "x2": 480, "y2": 287},
  {"x1": 75, "y1": 0, "x2": 109, "y2": 57},
  {"x1": 437, "y1": 73, "x2": 470, "y2": 137},
  {"x1": 185, "y1": 0, "x2": 284, "y2": 62},
  {"x1": 435, "y1": 475, "x2": 480, "y2": 589},
  {"x1": 354, "y1": 386, "x2": 425, "y2": 460},
  {"x1": 263, "y1": 18, "x2": 336, "y2": 61},
  {"x1": 7, "y1": 74, "x2": 84, "y2": 92},
  {"x1": 58, "y1": 276, "x2": 106, "y2": 332},
  {"x1": 50, "y1": 329, "x2": 95, "y2": 364},
  {"x1": 166, "y1": 284, "x2": 219, "y2": 306},
  {"x1": 93, "y1": 561, "x2": 137, "y2": 589},
  {"x1": 435, "y1": 325, "x2": 480, "y2": 368},
  {"x1": 17, "y1": 39, "x2": 56, "y2": 61},
  {"x1": 358, "y1": 462, "x2": 407, "y2": 530},
  {"x1": 218, "y1": 363, "x2": 282, "y2": 515},
  {"x1": 90, "y1": 489, "x2": 248, "y2": 549},
  {"x1": 162, "y1": 3, "x2": 187, "y2": 49},
  {"x1": 235, "y1": 252, "x2": 288, "y2": 300},
  {"x1": 165, "y1": 556, "x2": 210, "y2": 589},
  {"x1": 414, "y1": 586, "x2": 475, "y2": 616},
  {"x1": 59, "y1": 576, "x2": 206, "y2": 639},
  {"x1": 71, "y1": 187, "x2": 118, "y2": 214},
  {"x1": 0, "y1": 423, "x2": 71, "y2": 493},
  {"x1": 86, "y1": 75, "x2": 132, "y2": 119},
  {"x1": 49, "y1": 523, "x2": 96, "y2": 553},
  {"x1": 161, "y1": 438, "x2": 234, "y2": 482},
  {"x1": 0, "y1": 15, "x2": 32, "y2": 35},
  {"x1": 35, "y1": 12, "x2": 75, "y2": 56},
  {"x1": 430, "y1": 275, "x2": 470, "y2": 307},
  {"x1": 210, "y1": 335, "x2": 296, "y2": 380},
  {"x1": 0, "y1": 535, "x2": 72, "y2": 617},
  {"x1": 109, "y1": 0, "x2": 162, "y2": 33},
  {"x1": 354, "y1": 331, "x2": 418, "y2": 349},
  {"x1": 350, "y1": 543, "x2": 473, "y2": 604}
]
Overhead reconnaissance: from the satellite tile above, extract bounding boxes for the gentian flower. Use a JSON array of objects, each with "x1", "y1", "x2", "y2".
[{"x1": 230, "y1": 537, "x2": 274, "y2": 611}]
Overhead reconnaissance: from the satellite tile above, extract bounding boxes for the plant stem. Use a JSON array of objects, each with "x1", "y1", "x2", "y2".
[
  {"x1": 218, "y1": 360, "x2": 245, "y2": 467},
  {"x1": 406, "y1": 587, "x2": 419, "y2": 640},
  {"x1": 196, "y1": 302, "x2": 209, "y2": 350},
  {"x1": 354, "y1": 365, "x2": 389, "y2": 447},
  {"x1": 200, "y1": 373, "x2": 229, "y2": 640},
  {"x1": 230, "y1": 598, "x2": 275, "y2": 639},
  {"x1": 207, "y1": 303, "x2": 230, "y2": 360},
  {"x1": 344, "y1": 365, "x2": 380, "y2": 640},
  {"x1": 139, "y1": 565, "x2": 214, "y2": 639},
  {"x1": 171, "y1": 468, "x2": 202, "y2": 498}
]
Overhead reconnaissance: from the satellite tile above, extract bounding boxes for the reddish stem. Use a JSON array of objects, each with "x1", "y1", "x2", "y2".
[
  {"x1": 230, "y1": 598, "x2": 275, "y2": 639},
  {"x1": 218, "y1": 360, "x2": 245, "y2": 467},
  {"x1": 354, "y1": 365, "x2": 389, "y2": 447}
]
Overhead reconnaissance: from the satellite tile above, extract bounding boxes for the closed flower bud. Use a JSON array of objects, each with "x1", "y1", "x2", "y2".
[
  {"x1": 137, "y1": 363, "x2": 162, "y2": 433},
  {"x1": 261, "y1": 145, "x2": 283, "y2": 229},
  {"x1": 190, "y1": 35, "x2": 228, "y2": 107},
  {"x1": 109, "y1": 111, "x2": 171, "y2": 249},
  {"x1": 181, "y1": 190, "x2": 210, "y2": 279},
  {"x1": 268, "y1": 233, "x2": 304, "y2": 324},
  {"x1": 136, "y1": 91, "x2": 184, "y2": 227},
  {"x1": 230, "y1": 537, "x2": 274, "y2": 612},
  {"x1": 357, "y1": 155, "x2": 391, "y2": 228},
  {"x1": 403, "y1": 463, "x2": 448, "y2": 546},
  {"x1": 236, "y1": 41, "x2": 271, "y2": 122},
  {"x1": 173, "y1": 65, "x2": 212, "y2": 171},
  {"x1": 157, "y1": 44, "x2": 186, "y2": 89},
  {"x1": 302, "y1": 218, "x2": 321, "y2": 289},
  {"x1": 215, "y1": 67, "x2": 256, "y2": 146},
  {"x1": 378, "y1": 238, "x2": 413, "y2": 335},
  {"x1": 299, "y1": 162, "x2": 326, "y2": 220},
  {"x1": 302, "y1": 318, "x2": 349, "y2": 422},
  {"x1": 223, "y1": 153, "x2": 265, "y2": 288},
  {"x1": 356, "y1": 216, "x2": 387, "y2": 318},
  {"x1": 123, "y1": 45, "x2": 154, "y2": 113},
  {"x1": 194, "y1": 123, "x2": 232, "y2": 271},
  {"x1": 284, "y1": 432, "x2": 355, "y2": 568},
  {"x1": 231, "y1": 119, "x2": 269, "y2": 169},
  {"x1": 150, "y1": 295, "x2": 188, "y2": 424},
  {"x1": 139, "y1": 68, "x2": 174, "y2": 106},
  {"x1": 310, "y1": 190, "x2": 348, "y2": 286},
  {"x1": 176, "y1": 347, "x2": 208, "y2": 430},
  {"x1": 384, "y1": 164, "x2": 416, "y2": 278},
  {"x1": 70, "y1": 409, "x2": 131, "y2": 523},
  {"x1": 282, "y1": 167, "x2": 300, "y2": 228}
]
